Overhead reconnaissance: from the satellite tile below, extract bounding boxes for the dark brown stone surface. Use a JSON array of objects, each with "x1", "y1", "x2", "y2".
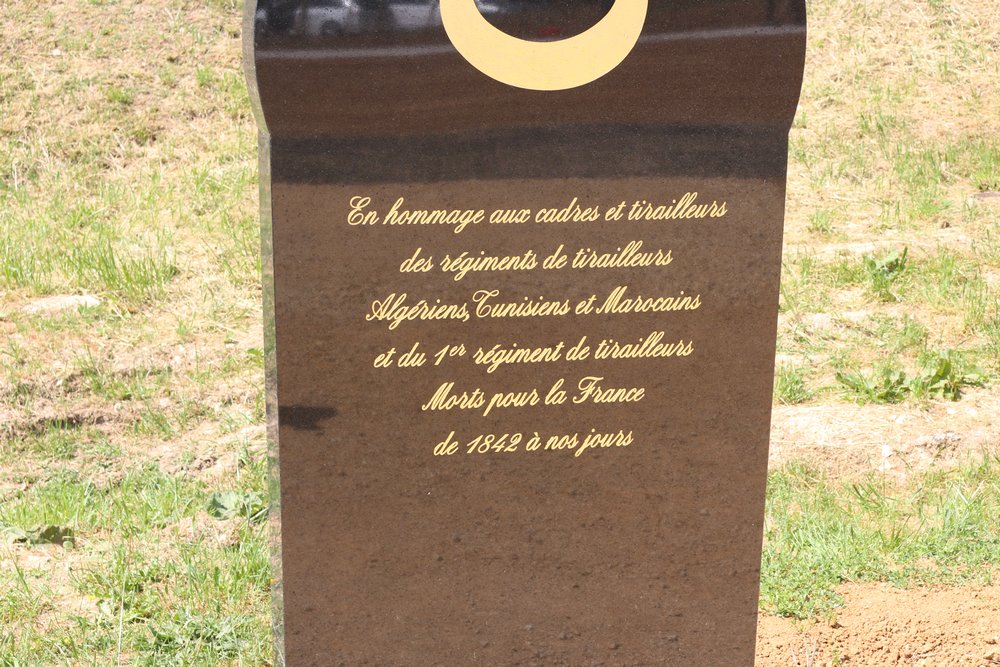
[{"x1": 246, "y1": 2, "x2": 806, "y2": 664}]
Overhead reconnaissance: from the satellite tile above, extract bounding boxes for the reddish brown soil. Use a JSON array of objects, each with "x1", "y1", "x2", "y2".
[{"x1": 756, "y1": 581, "x2": 1000, "y2": 667}]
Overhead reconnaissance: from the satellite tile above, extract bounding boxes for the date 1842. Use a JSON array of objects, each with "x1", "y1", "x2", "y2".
[{"x1": 433, "y1": 429, "x2": 633, "y2": 458}]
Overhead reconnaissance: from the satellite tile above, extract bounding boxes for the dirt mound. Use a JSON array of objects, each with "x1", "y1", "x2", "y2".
[
  {"x1": 756, "y1": 581, "x2": 1000, "y2": 666},
  {"x1": 769, "y1": 389, "x2": 1000, "y2": 478}
]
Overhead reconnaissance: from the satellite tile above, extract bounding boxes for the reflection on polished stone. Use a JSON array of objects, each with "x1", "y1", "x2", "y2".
[
  {"x1": 254, "y1": 0, "x2": 619, "y2": 41},
  {"x1": 254, "y1": 0, "x2": 805, "y2": 43}
]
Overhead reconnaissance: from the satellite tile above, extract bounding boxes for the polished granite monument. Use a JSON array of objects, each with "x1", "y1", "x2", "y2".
[{"x1": 245, "y1": 1, "x2": 806, "y2": 664}]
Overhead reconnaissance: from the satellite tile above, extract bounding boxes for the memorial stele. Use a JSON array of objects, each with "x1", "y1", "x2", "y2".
[{"x1": 245, "y1": 0, "x2": 807, "y2": 664}]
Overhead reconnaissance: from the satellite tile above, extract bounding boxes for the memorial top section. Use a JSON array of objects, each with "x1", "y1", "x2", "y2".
[{"x1": 248, "y1": 0, "x2": 806, "y2": 140}]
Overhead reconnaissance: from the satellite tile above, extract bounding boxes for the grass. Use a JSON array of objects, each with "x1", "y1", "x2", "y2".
[
  {"x1": 774, "y1": 365, "x2": 815, "y2": 405},
  {"x1": 762, "y1": 456, "x2": 1000, "y2": 619},
  {"x1": 0, "y1": 464, "x2": 271, "y2": 665},
  {"x1": 0, "y1": 0, "x2": 997, "y2": 662},
  {"x1": 834, "y1": 349, "x2": 985, "y2": 403},
  {"x1": 1, "y1": 1, "x2": 268, "y2": 660}
]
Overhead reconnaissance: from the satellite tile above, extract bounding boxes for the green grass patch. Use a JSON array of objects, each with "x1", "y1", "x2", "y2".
[
  {"x1": 835, "y1": 349, "x2": 985, "y2": 404},
  {"x1": 0, "y1": 457, "x2": 271, "y2": 665},
  {"x1": 774, "y1": 364, "x2": 814, "y2": 405},
  {"x1": 762, "y1": 456, "x2": 1000, "y2": 619},
  {"x1": 774, "y1": 241, "x2": 998, "y2": 401}
]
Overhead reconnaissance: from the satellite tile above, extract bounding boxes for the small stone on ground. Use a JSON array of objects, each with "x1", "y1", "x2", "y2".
[{"x1": 21, "y1": 295, "x2": 101, "y2": 315}]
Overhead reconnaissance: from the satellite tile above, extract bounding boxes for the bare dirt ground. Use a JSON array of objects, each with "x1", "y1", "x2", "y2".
[
  {"x1": 757, "y1": 581, "x2": 1000, "y2": 667},
  {"x1": 769, "y1": 388, "x2": 1000, "y2": 478}
]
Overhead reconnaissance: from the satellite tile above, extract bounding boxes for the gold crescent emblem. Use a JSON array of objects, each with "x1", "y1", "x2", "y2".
[{"x1": 440, "y1": 0, "x2": 648, "y2": 91}]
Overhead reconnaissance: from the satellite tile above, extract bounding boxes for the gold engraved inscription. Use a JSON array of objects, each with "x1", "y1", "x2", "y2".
[{"x1": 347, "y1": 192, "x2": 730, "y2": 458}]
